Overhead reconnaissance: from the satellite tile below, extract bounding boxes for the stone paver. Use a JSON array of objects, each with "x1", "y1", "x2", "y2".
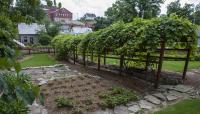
[
  {"x1": 144, "y1": 95, "x2": 161, "y2": 105},
  {"x1": 153, "y1": 93, "x2": 166, "y2": 101},
  {"x1": 114, "y1": 105, "x2": 129, "y2": 114},
  {"x1": 92, "y1": 109, "x2": 113, "y2": 114},
  {"x1": 166, "y1": 94, "x2": 178, "y2": 101},
  {"x1": 172, "y1": 85, "x2": 193, "y2": 93},
  {"x1": 128, "y1": 104, "x2": 141, "y2": 113},
  {"x1": 139, "y1": 100, "x2": 155, "y2": 110}
]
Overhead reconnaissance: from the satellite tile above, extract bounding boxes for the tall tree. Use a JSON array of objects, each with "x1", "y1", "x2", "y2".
[
  {"x1": 194, "y1": 2, "x2": 200, "y2": 25},
  {"x1": 105, "y1": 0, "x2": 164, "y2": 23},
  {"x1": 58, "y1": 2, "x2": 62, "y2": 8},
  {"x1": 167, "y1": 0, "x2": 194, "y2": 20},
  {"x1": 93, "y1": 17, "x2": 112, "y2": 31},
  {"x1": 46, "y1": 0, "x2": 53, "y2": 7},
  {"x1": 54, "y1": 0, "x2": 57, "y2": 6},
  {"x1": 15, "y1": 0, "x2": 45, "y2": 22}
]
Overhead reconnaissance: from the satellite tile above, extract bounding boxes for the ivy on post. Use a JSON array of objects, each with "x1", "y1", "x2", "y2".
[
  {"x1": 155, "y1": 40, "x2": 165, "y2": 89},
  {"x1": 119, "y1": 54, "x2": 124, "y2": 76},
  {"x1": 182, "y1": 45, "x2": 191, "y2": 80},
  {"x1": 98, "y1": 49, "x2": 101, "y2": 70}
]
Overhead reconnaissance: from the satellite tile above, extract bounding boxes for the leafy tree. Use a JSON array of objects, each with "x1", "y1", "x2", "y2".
[
  {"x1": 45, "y1": 21, "x2": 61, "y2": 37},
  {"x1": 194, "y1": 3, "x2": 200, "y2": 25},
  {"x1": 46, "y1": 0, "x2": 53, "y2": 7},
  {"x1": 15, "y1": 0, "x2": 45, "y2": 22},
  {"x1": 167, "y1": 0, "x2": 198, "y2": 24},
  {"x1": 105, "y1": 0, "x2": 164, "y2": 23},
  {"x1": 54, "y1": 0, "x2": 57, "y2": 7},
  {"x1": 37, "y1": 30, "x2": 52, "y2": 45},
  {"x1": 58, "y1": 2, "x2": 62, "y2": 8},
  {"x1": 167, "y1": 0, "x2": 194, "y2": 18},
  {"x1": 93, "y1": 17, "x2": 112, "y2": 31}
]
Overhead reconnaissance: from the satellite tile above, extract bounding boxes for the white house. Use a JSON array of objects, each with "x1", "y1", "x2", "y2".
[
  {"x1": 72, "y1": 27, "x2": 93, "y2": 35},
  {"x1": 18, "y1": 23, "x2": 45, "y2": 45}
]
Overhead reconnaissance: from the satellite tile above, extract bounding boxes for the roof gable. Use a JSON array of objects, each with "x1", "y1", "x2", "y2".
[{"x1": 18, "y1": 23, "x2": 45, "y2": 35}]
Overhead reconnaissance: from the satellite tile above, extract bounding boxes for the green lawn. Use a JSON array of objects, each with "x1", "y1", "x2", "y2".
[
  {"x1": 153, "y1": 99, "x2": 200, "y2": 114},
  {"x1": 21, "y1": 54, "x2": 59, "y2": 68},
  {"x1": 163, "y1": 61, "x2": 200, "y2": 72}
]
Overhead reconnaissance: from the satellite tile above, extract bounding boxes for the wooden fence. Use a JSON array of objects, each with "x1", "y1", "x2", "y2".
[{"x1": 20, "y1": 47, "x2": 55, "y2": 55}]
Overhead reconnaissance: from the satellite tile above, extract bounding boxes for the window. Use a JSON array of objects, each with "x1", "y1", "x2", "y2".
[
  {"x1": 24, "y1": 37, "x2": 27, "y2": 43},
  {"x1": 30, "y1": 37, "x2": 33, "y2": 44}
]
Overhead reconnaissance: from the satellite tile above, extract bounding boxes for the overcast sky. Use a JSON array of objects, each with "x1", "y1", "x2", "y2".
[{"x1": 56, "y1": 0, "x2": 199, "y2": 19}]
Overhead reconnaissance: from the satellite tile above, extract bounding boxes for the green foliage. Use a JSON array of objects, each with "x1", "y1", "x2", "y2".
[
  {"x1": 15, "y1": 0, "x2": 45, "y2": 22},
  {"x1": 167, "y1": 0, "x2": 200, "y2": 25},
  {"x1": 105, "y1": 0, "x2": 164, "y2": 23},
  {"x1": 52, "y1": 15, "x2": 197, "y2": 67},
  {"x1": 55, "y1": 97, "x2": 74, "y2": 108},
  {"x1": 45, "y1": 22, "x2": 61, "y2": 37},
  {"x1": 0, "y1": 15, "x2": 21, "y2": 72},
  {"x1": 0, "y1": 99, "x2": 28, "y2": 114},
  {"x1": 37, "y1": 30, "x2": 53, "y2": 45},
  {"x1": 52, "y1": 34, "x2": 85, "y2": 60},
  {"x1": 98, "y1": 87, "x2": 139, "y2": 109},
  {"x1": 94, "y1": 17, "x2": 113, "y2": 31},
  {"x1": 0, "y1": 73, "x2": 41, "y2": 114}
]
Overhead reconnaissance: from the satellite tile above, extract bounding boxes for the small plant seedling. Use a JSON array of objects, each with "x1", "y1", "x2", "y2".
[{"x1": 55, "y1": 97, "x2": 74, "y2": 108}]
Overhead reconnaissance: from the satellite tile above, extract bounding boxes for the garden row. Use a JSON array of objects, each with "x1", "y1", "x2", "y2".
[{"x1": 52, "y1": 15, "x2": 198, "y2": 88}]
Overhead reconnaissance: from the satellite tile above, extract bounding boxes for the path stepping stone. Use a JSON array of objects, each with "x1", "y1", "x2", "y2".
[
  {"x1": 126, "y1": 102, "x2": 137, "y2": 107},
  {"x1": 93, "y1": 109, "x2": 113, "y2": 114},
  {"x1": 128, "y1": 104, "x2": 141, "y2": 113},
  {"x1": 172, "y1": 85, "x2": 193, "y2": 93},
  {"x1": 114, "y1": 105, "x2": 129, "y2": 114},
  {"x1": 139, "y1": 100, "x2": 155, "y2": 110},
  {"x1": 144, "y1": 95, "x2": 161, "y2": 105},
  {"x1": 153, "y1": 93, "x2": 166, "y2": 101},
  {"x1": 166, "y1": 94, "x2": 178, "y2": 101}
]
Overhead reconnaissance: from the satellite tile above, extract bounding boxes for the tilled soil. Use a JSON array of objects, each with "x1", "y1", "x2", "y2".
[{"x1": 40, "y1": 75, "x2": 115, "y2": 114}]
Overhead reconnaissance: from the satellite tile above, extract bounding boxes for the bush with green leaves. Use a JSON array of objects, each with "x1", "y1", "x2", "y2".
[
  {"x1": 55, "y1": 97, "x2": 74, "y2": 108},
  {"x1": 0, "y1": 73, "x2": 41, "y2": 114},
  {"x1": 37, "y1": 30, "x2": 52, "y2": 45},
  {"x1": 98, "y1": 87, "x2": 139, "y2": 109}
]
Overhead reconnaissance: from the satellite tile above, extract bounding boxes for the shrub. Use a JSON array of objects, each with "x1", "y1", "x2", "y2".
[
  {"x1": 98, "y1": 87, "x2": 139, "y2": 109},
  {"x1": 55, "y1": 97, "x2": 74, "y2": 108},
  {"x1": 0, "y1": 73, "x2": 41, "y2": 114},
  {"x1": 38, "y1": 31, "x2": 52, "y2": 45}
]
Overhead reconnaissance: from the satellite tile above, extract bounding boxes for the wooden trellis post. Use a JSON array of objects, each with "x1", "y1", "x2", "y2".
[
  {"x1": 155, "y1": 40, "x2": 165, "y2": 88},
  {"x1": 145, "y1": 53, "x2": 150, "y2": 71},
  {"x1": 75, "y1": 46, "x2": 78, "y2": 59},
  {"x1": 119, "y1": 54, "x2": 124, "y2": 76},
  {"x1": 28, "y1": 48, "x2": 31, "y2": 55},
  {"x1": 182, "y1": 47, "x2": 191, "y2": 80},
  {"x1": 73, "y1": 48, "x2": 76, "y2": 64},
  {"x1": 97, "y1": 49, "x2": 101, "y2": 70},
  {"x1": 83, "y1": 50, "x2": 86, "y2": 67},
  {"x1": 104, "y1": 50, "x2": 106, "y2": 65},
  {"x1": 91, "y1": 51, "x2": 94, "y2": 62}
]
